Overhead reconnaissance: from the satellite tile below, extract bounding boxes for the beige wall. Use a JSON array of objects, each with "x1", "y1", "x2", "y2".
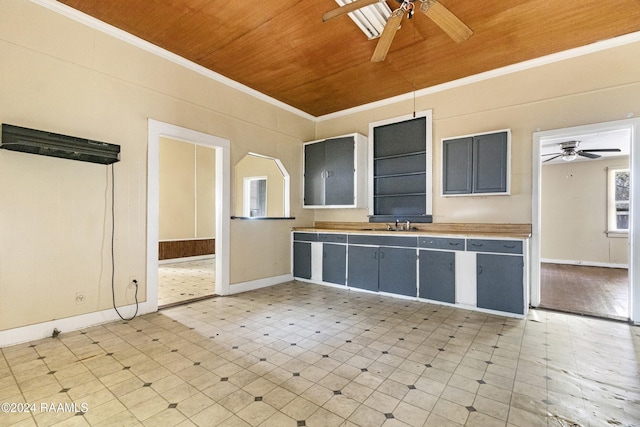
[
  {"x1": 159, "y1": 137, "x2": 216, "y2": 240},
  {"x1": 541, "y1": 157, "x2": 629, "y2": 265},
  {"x1": 314, "y1": 41, "x2": 640, "y2": 225},
  {"x1": 196, "y1": 145, "x2": 217, "y2": 237},
  {"x1": 0, "y1": 0, "x2": 314, "y2": 331},
  {"x1": 234, "y1": 154, "x2": 285, "y2": 218}
]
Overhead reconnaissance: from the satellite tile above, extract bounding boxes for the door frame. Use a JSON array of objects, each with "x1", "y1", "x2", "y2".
[
  {"x1": 531, "y1": 118, "x2": 640, "y2": 324},
  {"x1": 147, "y1": 119, "x2": 231, "y2": 311}
]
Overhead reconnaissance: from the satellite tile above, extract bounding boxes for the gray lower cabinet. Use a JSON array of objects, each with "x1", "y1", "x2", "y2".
[
  {"x1": 379, "y1": 247, "x2": 417, "y2": 297},
  {"x1": 419, "y1": 250, "x2": 455, "y2": 303},
  {"x1": 294, "y1": 231, "x2": 527, "y2": 317},
  {"x1": 293, "y1": 241, "x2": 312, "y2": 279},
  {"x1": 476, "y1": 253, "x2": 524, "y2": 314},
  {"x1": 323, "y1": 243, "x2": 346, "y2": 285},
  {"x1": 347, "y1": 245, "x2": 379, "y2": 292},
  {"x1": 347, "y1": 245, "x2": 417, "y2": 296}
]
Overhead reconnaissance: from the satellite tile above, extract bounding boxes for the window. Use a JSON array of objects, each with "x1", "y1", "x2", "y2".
[
  {"x1": 607, "y1": 167, "x2": 629, "y2": 235},
  {"x1": 244, "y1": 177, "x2": 267, "y2": 217}
]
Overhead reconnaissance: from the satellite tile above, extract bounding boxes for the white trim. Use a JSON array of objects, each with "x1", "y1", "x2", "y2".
[
  {"x1": 148, "y1": 119, "x2": 231, "y2": 306},
  {"x1": 541, "y1": 258, "x2": 628, "y2": 269},
  {"x1": 243, "y1": 176, "x2": 268, "y2": 217},
  {"x1": 229, "y1": 274, "x2": 293, "y2": 294},
  {"x1": 30, "y1": 0, "x2": 640, "y2": 122},
  {"x1": 0, "y1": 302, "x2": 154, "y2": 347},
  {"x1": 532, "y1": 118, "x2": 640, "y2": 324},
  {"x1": 29, "y1": 0, "x2": 315, "y2": 121},
  {"x1": 158, "y1": 255, "x2": 215, "y2": 265}
]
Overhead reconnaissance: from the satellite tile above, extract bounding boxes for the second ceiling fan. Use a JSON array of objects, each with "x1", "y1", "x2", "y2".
[{"x1": 323, "y1": 0, "x2": 473, "y2": 62}]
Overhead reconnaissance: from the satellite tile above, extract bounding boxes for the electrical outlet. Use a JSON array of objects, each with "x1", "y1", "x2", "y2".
[
  {"x1": 129, "y1": 276, "x2": 138, "y2": 288},
  {"x1": 75, "y1": 292, "x2": 86, "y2": 304}
]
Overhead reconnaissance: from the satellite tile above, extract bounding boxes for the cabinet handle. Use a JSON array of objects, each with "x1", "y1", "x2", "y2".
[
  {"x1": 478, "y1": 265, "x2": 483, "y2": 274},
  {"x1": 471, "y1": 243, "x2": 483, "y2": 247},
  {"x1": 449, "y1": 262, "x2": 453, "y2": 272},
  {"x1": 503, "y1": 244, "x2": 516, "y2": 249},
  {"x1": 374, "y1": 251, "x2": 377, "y2": 260},
  {"x1": 380, "y1": 250, "x2": 385, "y2": 259},
  {"x1": 448, "y1": 242, "x2": 460, "y2": 246},
  {"x1": 320, "y1": 171, "x2": 326, "y2": 179},
  {"x1": 326, "y1": 170, "x2": 333, "y2": 178}
]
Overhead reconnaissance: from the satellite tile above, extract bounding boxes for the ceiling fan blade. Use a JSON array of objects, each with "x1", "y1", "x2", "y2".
[
  {"x1": 579, "y1": 148, "x2": 622, "y2": 153},
  {"x1": 371, "y1": 9, "x2": 404, "y2": 62},
  {"x1": 543, "y1": 154, "x2": 563, "y2": 163},
  {"x1": 542, "y1": 152, "x2": 563, "y2": 156},
  {"x1": 323, "y1": 0, "x2": 382, "y2": 23},
  {"x1": 420, "y1": 0, "x2": 472, "y2": 43},
  {"x1": 577, "y1": 151, "x2": 601, "y2": 159}
]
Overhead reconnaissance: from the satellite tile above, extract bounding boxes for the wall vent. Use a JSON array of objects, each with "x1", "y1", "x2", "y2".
[{"x1": 1, "y1": 124, "x2": 120, "y2": 165}]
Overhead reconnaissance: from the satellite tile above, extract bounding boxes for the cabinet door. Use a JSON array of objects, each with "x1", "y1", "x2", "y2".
[
  {"x1": 323, "y1": 243, "x2": 346, "y2": 285},
  {"x1": 419, "y1": 250, "x2": 455, "y2": 303},
  {"x1": 347, "y1": 246, "x2": 379, "y2": 292},
  {"x1": 473, "y1": 132, "x2": 508, "y2": 193},
  {"x1": 442, "y1": 137, "x2": 473, "y2": 194},
  {"x1": 476, "y1": 254, "x2": 524, "y2": 314},
  {"x1": 324, "y1": 137, "x2": 355, "y2": 205},
  {"x1": 378, "y1": 247, "x2": 417, "y2": 297},
  {"x1": 293, "y1": 242, "x2": 312, "y2": 279},
  {"x1": 304, "y1": 141, "x2": 326, "y2": 205}
]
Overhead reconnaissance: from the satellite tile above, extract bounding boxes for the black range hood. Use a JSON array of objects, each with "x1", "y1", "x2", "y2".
[{"x1": 0, "y1": 123, "x2": 120, "y2": 165}]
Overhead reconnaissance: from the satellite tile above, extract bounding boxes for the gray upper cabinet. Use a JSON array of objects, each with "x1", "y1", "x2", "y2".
[
  {"x1": 442, "y1": 130, "x2": 510, "y2": 195},
  {"x1": 303, "y1": 133, "x2": 367, "y2": 208}
]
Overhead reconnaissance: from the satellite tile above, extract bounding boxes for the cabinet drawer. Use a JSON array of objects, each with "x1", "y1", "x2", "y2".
[
  {"x1": 293, "y1": 232, "x2": 318, "y2": 242},
  {"x1": 467, "y1": 239, "x2": 522, "y2": 254},
  {"x1": 418, "y1": 237, "x2": 465, "y2": 251},
  {"x1": 318, "y1": 233, "x2": 347, "y2": 243},
  {"x1": 348, "y1": 235, "x2": 417, "y2": 248}
]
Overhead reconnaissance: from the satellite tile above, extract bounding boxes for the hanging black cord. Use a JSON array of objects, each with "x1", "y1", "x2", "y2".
[{"x1": 111, "y1": 163, "x2": 138, "y2": 321}]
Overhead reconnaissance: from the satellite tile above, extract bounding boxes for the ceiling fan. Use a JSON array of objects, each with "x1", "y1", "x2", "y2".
[
  {"x1": 542, "y1": 140, "x2": 621, "y2": 163},
  {"x1": 323, "y1": 0, "x2": 473, "y2": 62}
]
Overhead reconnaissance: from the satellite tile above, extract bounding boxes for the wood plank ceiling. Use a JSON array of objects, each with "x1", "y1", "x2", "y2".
[{"x1": 58, "y1": 0, "x2": 640, "y2": 117}]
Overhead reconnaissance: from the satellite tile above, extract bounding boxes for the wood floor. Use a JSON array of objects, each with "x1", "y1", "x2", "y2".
[{"x1": 539, "y1": 263, "x2": 629, "y2": 320}]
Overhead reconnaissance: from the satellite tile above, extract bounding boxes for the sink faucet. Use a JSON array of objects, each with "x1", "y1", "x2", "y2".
[
  {"x1": 406, "y1": 220, "x2": 411, "y2": 230},
  {"x1": 395, "y1": 219, "x2": 399, "y2": 230}
]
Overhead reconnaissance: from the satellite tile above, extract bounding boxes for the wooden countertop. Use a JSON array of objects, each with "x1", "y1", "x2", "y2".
[{"x1": 293, "y1": 222, "x2": 532, "y2": 239}]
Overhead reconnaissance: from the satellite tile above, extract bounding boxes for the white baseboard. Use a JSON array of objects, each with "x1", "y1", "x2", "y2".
[
  {"x1": 159, "y1": 255, "x2": 215, "y2": 265},
  {"x1": 0, "y1": 301, "x2": 156, "y2": 348},
  {"x1": 541, "y1": 258, "x2": 628, "y2": 269},
  {"x1": 229, "y1": 274, "x2": 293, "y2": 294}
]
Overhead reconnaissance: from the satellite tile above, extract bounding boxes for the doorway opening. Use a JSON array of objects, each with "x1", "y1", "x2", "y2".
[
  {"x1": 157, "y1": 137, "x2": 216, "y2": 307},
  {"x1": 147, "y1": 120, "x2": 230, "y2": 312},
  {"x1": 532, "y1": 118, "x2": 640, "y2": 323}
]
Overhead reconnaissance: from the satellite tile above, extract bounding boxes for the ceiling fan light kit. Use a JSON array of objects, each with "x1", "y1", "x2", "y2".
[
  {"x1": 323, "y1": 0, "x2": 473, "y2": 63},
  {"x1": 330, "y1": 0, "x2": 392, "y2": 39},
  {"x1": 542, "y1": 140, "x2": 622, "y2": 163}
]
